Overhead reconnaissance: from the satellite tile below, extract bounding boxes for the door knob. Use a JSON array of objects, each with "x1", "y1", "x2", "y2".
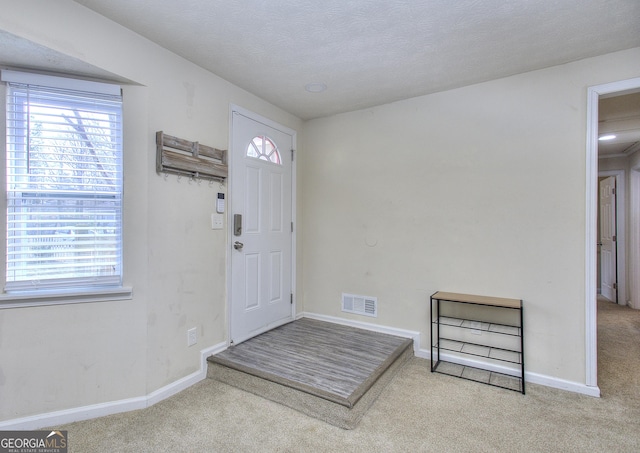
[{"x1": 234, "y1": 241, "x2": 244, "y2": 251}]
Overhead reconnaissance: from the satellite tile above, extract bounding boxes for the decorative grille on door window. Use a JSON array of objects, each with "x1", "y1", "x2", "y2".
[{"x1": 246, "y1": 135, "x2": 281, "y2": 165}]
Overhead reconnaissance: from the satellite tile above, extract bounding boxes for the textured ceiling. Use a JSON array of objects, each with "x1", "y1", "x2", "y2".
[
  {"x1": 70, "y1": 0, "x2": 640, "y2": 120},
  {"x1": 19, "y1": 1, "x2": 640, "y2": 119}
]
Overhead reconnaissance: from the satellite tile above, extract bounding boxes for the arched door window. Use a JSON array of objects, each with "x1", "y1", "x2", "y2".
[{"x1": 247, "y1": 135, "x2": 281, "y2": 165}]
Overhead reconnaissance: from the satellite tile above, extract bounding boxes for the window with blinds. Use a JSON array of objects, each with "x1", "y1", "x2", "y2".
[{"x1": 3, "y1": 70, "x2": 123, "y2": 292}]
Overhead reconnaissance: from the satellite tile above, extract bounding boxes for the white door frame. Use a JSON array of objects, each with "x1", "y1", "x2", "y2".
[
  {"x1": 585, "y1": 76, "x2": 640, "y2": 390},
  {"x1": 631, "y1": 166, "x2": 640, "y2": 310},
  {"x1": 226, "y1": 104, "x2": 297, "y2": 344}
]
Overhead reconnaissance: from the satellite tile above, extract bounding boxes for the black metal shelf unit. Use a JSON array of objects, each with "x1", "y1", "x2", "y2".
[{"x1": 430, "y1": 291, "x2": 525, "y2": 394}]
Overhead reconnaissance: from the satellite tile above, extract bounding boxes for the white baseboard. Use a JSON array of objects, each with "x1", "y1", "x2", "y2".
[
  {"x1": 2, "y1": 314, "x2": 602, "y2": 429},
  {"x1": 524, "y1": 370, "x2": 601, "y2": 397},
  {"x1": 421, "y1": 348, "x2": 601, "y2": 397},
  {"x1": 427, "y1": 351, "x2": 522, "y2": 376},
  {"x1": 300, "y1": 312, "x2": 421, "y2": 355},
  {"x1": 302, "y1": 312, "x2": 601, "y2": 398},
  {"x1": 0, "y1": 341, "x2": 227, "y2": 430}
]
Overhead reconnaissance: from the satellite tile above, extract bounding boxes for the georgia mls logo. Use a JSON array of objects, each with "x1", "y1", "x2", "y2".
[
  {"x1": 46, "y1": 431, "x2": 66, "y2": 446},
  {"x1": 0, "y1": 430, "x2": 67, "y2": 453}
]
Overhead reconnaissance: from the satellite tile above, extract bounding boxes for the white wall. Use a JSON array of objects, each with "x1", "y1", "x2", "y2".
[
  {"x1": 0, "y1": 1, "x2": 302, "y2": 423},
  {"x1": 301, "y1": 48, "x2": 640, "y2": 385}
]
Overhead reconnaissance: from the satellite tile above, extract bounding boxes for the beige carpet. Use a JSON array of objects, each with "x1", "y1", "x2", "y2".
[{"x1": 58, "y1": 301, "x2": 640, "y2": 452}]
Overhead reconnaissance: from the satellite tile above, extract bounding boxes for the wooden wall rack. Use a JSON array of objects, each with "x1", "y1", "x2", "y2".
[{"x1": 156, "y1": 131, "x2": 228, "y2": 181}]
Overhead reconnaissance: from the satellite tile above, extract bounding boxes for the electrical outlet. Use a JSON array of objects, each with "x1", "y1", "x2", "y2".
[{"x1": 187, "y1": 327, "x2": 197, "y2": 346}]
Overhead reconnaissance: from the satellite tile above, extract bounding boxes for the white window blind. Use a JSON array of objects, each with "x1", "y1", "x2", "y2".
[{"x1": 3, "y1": 71, "x2": 123, "y2": 292}]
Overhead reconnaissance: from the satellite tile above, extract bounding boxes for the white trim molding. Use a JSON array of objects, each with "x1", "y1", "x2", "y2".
[
  {"x1": 0, "y1": 286, "x2": 133, "y2": 309},
  {"x1": 422, "y1": 349, "x2": 600, "y2": 397},
  {"x1": 303, "y1": 312, "x2": 601, "y2": 397},
  {"x1": 300, "y1": 312, "x2": 421, "y2": 356},
  {"x1": 631, "y1": 167, "x2": 640, "y2": 309},
  {"x1": 0, "y1": 341, "x2": 227, "y2": 430},
  {"x1": 586, "y1": 76, "x2": 640, "y2": 392}
]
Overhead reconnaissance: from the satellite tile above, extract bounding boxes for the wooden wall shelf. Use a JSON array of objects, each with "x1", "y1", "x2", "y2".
[{"x1": 156, "y1": 131, "x2": 228, "y2": 181}]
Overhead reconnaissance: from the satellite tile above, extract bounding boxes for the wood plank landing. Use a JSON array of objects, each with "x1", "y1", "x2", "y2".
[{"x1": 208, "y1": 318, "x2": 413, "y2": 408}]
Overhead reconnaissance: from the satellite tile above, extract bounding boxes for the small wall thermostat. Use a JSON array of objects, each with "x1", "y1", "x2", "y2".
[{"x1": 216, "y1": 193, "x2": 225, "y2": 213}]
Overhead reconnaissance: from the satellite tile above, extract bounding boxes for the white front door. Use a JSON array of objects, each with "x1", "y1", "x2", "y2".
[
  {"x1": 230, "y1": 108, "x2": 295, "y2": 344},
  {"x1": 599, "y1": 176, "x2": 617, "y2": 302}
]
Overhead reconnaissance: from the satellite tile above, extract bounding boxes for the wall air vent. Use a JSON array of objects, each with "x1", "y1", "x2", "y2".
[{"x1": 342, "y1": 293, "x2": 377, "y2": 318}]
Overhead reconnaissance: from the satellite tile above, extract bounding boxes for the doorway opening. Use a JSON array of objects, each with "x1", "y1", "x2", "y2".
[{"x1": 586, "y1": 77, "x2": 640, "y2": 392}]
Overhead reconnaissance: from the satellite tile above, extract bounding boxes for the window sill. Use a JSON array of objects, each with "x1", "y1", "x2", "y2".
[{"x1": 0, "y1": 286, "x2": 133, "y2": 309}]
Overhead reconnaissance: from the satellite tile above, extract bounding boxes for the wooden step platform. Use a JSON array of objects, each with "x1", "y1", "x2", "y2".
[{"x1": 207, "y1": 318, "x2": 414, "y2": 429}]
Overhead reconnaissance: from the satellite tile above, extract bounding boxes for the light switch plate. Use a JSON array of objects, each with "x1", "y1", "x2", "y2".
[
  {"x1": 187, "y1": 327, "x2": 197, "y2": 346},
  {"x1": 211, "y1": 213, "x2": 224, "y2": 229}
]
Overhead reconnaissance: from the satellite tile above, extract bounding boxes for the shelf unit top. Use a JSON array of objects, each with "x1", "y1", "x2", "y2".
[{"x1": 431, "y1": 291, "x2": 522, "y2": 309}]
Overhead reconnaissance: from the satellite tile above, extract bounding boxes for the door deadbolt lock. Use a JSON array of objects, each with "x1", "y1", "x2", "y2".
[{"x1": 233, "y1": 214, "x2": 242, "y2": 236}]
